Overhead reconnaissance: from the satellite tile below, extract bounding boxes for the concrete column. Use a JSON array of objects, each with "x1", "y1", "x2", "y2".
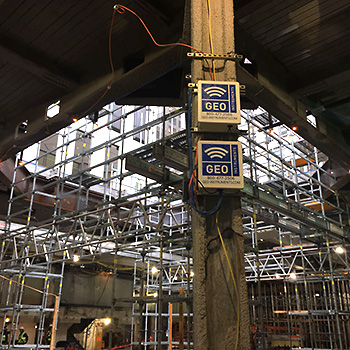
[{"x1": 190, "y1": 0, "x2": 250, "y2": 349}]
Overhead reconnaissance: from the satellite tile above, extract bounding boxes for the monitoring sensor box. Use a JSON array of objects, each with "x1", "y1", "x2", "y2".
[
  {"x1": 198, "y1": 80, "x2": 241, "y2": 131},
  {"x1": 198, "y1": 140, "x2": 244, "y2": 189}
]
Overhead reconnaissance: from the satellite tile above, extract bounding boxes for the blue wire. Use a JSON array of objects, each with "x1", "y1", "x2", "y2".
[
  {"x1": 186, "y1": 88, "x2": 194, "y2": 173},
  {"x1": 186, "y1": 88, "x2": 222, "y2": 216}
]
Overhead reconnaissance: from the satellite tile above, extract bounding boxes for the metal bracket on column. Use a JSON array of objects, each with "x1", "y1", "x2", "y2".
[
  {"x1": 187, "y1": 52, "x2": 243, "y2": 60},
  {"x1": 187, "y1": 82, "x2": 245, "y2": 94}
]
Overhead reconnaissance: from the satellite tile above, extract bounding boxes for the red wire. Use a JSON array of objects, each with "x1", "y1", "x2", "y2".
[
  {"x1": 109, "y1": 9, "x2": 117, "y2": 76},
  {"x1": 114, "y1": 4, "x2": 214, "y2": 80}
]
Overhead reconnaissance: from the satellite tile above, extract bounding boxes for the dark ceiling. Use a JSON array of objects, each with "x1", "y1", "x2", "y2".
[{"x1": 0, "y1": 0, "x2": 349, "y2": 168}]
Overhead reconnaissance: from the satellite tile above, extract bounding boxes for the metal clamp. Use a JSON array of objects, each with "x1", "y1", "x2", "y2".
[{"x1": 187, "y1": 52, "x2": 243, "y2": 60}]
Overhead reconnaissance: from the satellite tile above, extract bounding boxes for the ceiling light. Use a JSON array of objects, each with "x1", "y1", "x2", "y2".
[
  {"x1": 190, "y1": 270, "x2": 194, "y2": 277},
  {"x1": 153, "y1": 291, "x2": 158, "y2": 298},
  {"x1": 5, "y1": 317, "x2": 10, "y2": 323},
  {"x1": 335, "y1": 246, "x2": 345, "y2": 254},
  {"x1": 104, "y1": 318, "x2": 111, "y2": 326},
  {"x1": 73, "y1": 255, "x2": 80, "y2": 262},
  {"x1": 289, "y1": 272, "x2": 297, "y2": 280},
  {"x1": 275, "y1": 273, "x2": 281, "y2": 279},
  {"x1": 151, "y1": 266, "x2": 158, "y2": 274},
  {"x1": 72, "y1": 118, "x2": 78, "y2": 123},
  {"x1": 292, "y1": 126, "x2": 297, "y2": 131}
]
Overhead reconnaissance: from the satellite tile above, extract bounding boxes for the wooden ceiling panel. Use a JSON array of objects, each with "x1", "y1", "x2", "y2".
[
  {"x1": 269, "y1": 14, "x2": 349, "y2": 58},
  {"x1": 265, "y1": 4, "x2": 350, "y2": 55},
  {"x1": 238, "y1": 0, "x2": 294, "y2": 31},
  {"x1": 34, "y1": 1, "x2": 106, "y2": 57},
  {"x1": 0, "y1": 1, "x2": 50, "y2": 36},
  {"x1": 12, "y1": 2, "x2": 77, "y2": 48},
  {"x1": 287, "y1": 35, "x2": 349, "y2": 75},
  {"x1": 248, "y1": 0, "x2": 314, "y2": 40},
  {"x1": 0, "y1": 1, "x2": 33, "y2": 28},
  {"x1": 0, "y1": 1, "x2": 25, "y2": 26}
]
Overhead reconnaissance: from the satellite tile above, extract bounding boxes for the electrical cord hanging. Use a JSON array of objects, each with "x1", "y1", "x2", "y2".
[
  {"x1": 95, "y1": 274, "x2": 110, "y2": 306},
  {"x1": 215, "y1": 211, "x2": 240, "y2": 350},
  {"x1": 206, "y1": 0, "x2": 216, "y2": 80},
  {"x1": 114, "y1": 4, "x2": 214, "y2": 80}
]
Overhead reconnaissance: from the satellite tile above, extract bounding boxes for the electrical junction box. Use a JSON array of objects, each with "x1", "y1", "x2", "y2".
[
  {"x1": 198, "y1": 80, "x2": 241, "y2": 131},
  {"x1": 198, "y1": 140, "x2": 244, "y2": 189}
]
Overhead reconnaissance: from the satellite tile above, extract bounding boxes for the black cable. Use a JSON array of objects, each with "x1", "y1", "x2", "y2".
[{"x1": 95, "y1": 274, "x2": 110, "y2": 306}]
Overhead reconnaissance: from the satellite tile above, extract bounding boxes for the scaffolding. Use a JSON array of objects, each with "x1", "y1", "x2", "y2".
[{"x1": 0, "y1": 100, "x2": 349, "y2": 349}]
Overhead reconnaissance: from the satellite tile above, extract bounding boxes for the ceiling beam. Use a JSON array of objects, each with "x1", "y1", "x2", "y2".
[
  {"x1": 0, "y1": 38, "x2": 77, "y2": 90},
  {"x1": 235, "y1": 23, "x2": 350, "y2": 169},
  {"x1": 0, "y1": 45, "x2": 186, "y2": 161}
]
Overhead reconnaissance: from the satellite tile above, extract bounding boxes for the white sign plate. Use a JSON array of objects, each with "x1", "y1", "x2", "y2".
[
  {"x1": 198, "y1": 80, "x2": 241, "y2": 124},
  {"x1": 198, "y1": 140, "x2": 244, "y2": 189}
]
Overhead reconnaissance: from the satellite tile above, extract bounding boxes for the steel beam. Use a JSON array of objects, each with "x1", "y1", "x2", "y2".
[{"x1": 0, "y1": 46, "x2": 186, "y2": 161}]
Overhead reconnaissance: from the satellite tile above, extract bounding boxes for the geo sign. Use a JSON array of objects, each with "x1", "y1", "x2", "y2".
[
  {"x1": 198, "y1": 80, "x2": 241, "y2": 125},
  {"x1": 198, "y1": 140, "x2": 244, "y2": 189}
]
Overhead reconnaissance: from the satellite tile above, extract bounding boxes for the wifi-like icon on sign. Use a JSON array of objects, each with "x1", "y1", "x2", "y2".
[
  {"x1": 204, "y1": 86, "x2": 227, "y2": 98},
  {"x1": 204, "y1": 147, "x2": 229, "y2": 159}
]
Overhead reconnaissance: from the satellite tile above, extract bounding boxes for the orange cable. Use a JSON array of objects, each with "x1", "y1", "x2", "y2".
[
  {"x1": 109, "y1": 9, "x2": 117, "y2": 76},
  {"x1": 114, "y1": 4, "x2": 214, "y2": 80},
  {"x1": 0, "y1": 274, "x2": 57, "y2": 298}
]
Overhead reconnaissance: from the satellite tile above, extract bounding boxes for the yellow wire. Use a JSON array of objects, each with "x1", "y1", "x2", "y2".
[
  {"x1": 216, "y1": 211, "x2": 240, "y2": 350},
  {"x1": 207, "y1": 0, "x2": 216, "y2": 80}
]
